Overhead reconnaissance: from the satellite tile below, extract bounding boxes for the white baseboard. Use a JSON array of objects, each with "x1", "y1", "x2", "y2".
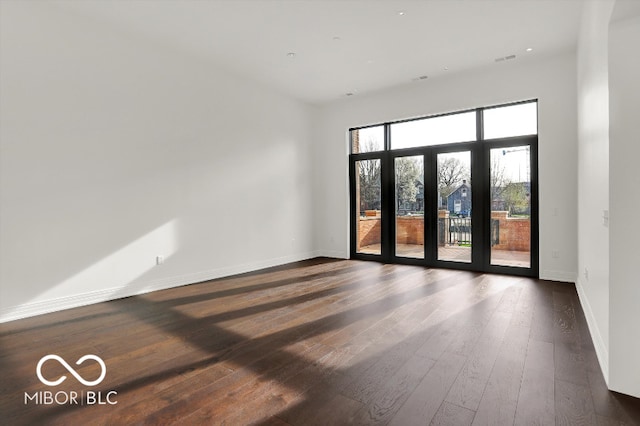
[
  {"x1": 0, "y1": 251, "x2": 321, "y2": 324},
  {"x1": 315, "y1": 249, "x2": 348, "y2": 259},
  {"x1": 0, "y1": 287, "x2": 126, "y2": 324},
  {"x1": 540, "y1": 270, "x2": 577, "y2": 283},
  {"x1": 575, "y1": 277, "x2": 610, "y2": 385}
]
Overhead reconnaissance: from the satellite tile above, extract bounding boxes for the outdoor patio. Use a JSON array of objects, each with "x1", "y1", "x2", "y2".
[{"x1": 358, "y1": 243, "x2": 531, "y2": 268}]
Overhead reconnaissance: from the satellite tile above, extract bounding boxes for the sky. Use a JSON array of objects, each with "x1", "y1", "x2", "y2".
[{"x1": 357, "y1": 101, "x2": 535, "y2": 183}]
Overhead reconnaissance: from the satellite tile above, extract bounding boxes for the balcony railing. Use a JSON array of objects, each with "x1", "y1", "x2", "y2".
[{"x1": 439, "y1": 217, "x2": 471, "y2": 246}]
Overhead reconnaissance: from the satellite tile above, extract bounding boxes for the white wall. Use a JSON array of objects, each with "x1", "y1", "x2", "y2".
[
  {"x1": 0, "y1": 2, "x2": 315, "y2": 322},
  {"x1": 576, "y1": 0, "x2": 640, "y2": 398},
  {"x1": 575, "y1": 0, "x2": 615, "y2": 382},
  {"x1": 314, "y1": 52, "x2": 578, "y2": 283},
  {"x1": 609, "y1": 15, "x2": 640, "y2": 398}
]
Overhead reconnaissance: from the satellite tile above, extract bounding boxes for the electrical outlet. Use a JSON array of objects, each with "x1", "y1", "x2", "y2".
[
  {"x1": 552, "y1": 250, "x2": 559, "y2": 259},
  {"x1": 584, "y1": 267, "x2": 589, "y2": 280},
  {"x1": 156, "y1": 255, "x2": 165, "y2": 265}
]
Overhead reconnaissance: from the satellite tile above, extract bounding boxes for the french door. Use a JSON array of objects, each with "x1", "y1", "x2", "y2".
[{"x1": 349, "y1": 101, "x2": 538, "y2": 277}]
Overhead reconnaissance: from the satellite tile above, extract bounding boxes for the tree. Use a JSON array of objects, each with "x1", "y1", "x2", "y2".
[
  {"x1": 490, "y1": 155, "x2": 509, "y2": 202},
  {"x1": 490, "y1": 152, "x2": 529, "y2": 215},
  {"x1": 359, "y1": 160, "x2": 381, "y2": 211},
  {"x1": 395, "y1": 157, "x2": 421, "y2": 211},
  {"x1": 502, "y1": 183, "x2": 530, "y2": 215},
  {"x1": 438, "y1": 157, "x2": 469, "y2": 207},
  {"x1": 358, "y1": 149, "x2": 423, "y2": 214},
  {"x1": 358, "y1": 141, "x2": 381, "y2": 212}
]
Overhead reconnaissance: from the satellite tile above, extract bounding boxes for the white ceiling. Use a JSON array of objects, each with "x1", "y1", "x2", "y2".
[{"x1": 55, "y1": 0, "x2": 592, "y2": 105}]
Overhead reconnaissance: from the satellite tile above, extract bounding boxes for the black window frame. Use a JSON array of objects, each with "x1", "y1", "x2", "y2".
[{"x1": 349, "y1": 100, "x2": 539, "y2": 278}]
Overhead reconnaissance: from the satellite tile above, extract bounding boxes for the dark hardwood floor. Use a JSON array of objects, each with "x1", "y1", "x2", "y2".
[{"x1": 1, "y1": 258, "x2": 639, "y2": 425}]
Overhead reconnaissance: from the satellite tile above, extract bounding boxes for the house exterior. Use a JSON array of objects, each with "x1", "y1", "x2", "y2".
[
  {"x1": 446, "y1": 179, "x2": 532, "y2": 218},
  {"x1": 447, "y1": 180, "x2": 471, "y2": 216}
]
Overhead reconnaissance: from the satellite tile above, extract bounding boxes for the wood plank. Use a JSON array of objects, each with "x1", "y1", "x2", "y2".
[
  {"x1": 389, "y1": 352, "x2": 467, "y2": 425},
  {"x1": 253, "y1": 415, "x2": 292, "y2": 426},
  {"x1": 350, "y1": 355, "x2": 435, "y2": 425},
  {"x1": 554, "y1": 341, "x2": 589, "y2": 386},
  {"x1": 552, "y1": 290, "x2": 580, "y2": 345},
  {"x1": 514, "y1": 339, "x2": 555, "y2": 425},
  {"x1": 430, "y1": 401, "x2": 476, "y2": 426},
  {"x1": 445, "y1": 311, "x2": 512, "y2": 411},
  {"x1": 529, "y1": 304, "x2": 554, "y2": 343},
  {"x1": 340, "y1": 341, "x2": 422, "y2": 404},
  {"x1": 555, "y1": 379, "x2": 598, "y2": 425},
  {"x1": 552, "y1": 290, "x2": 590, "y2": 388},
  {"x1": 275, "y1": 393, "x2": 363, "y2": 426},
  {"x1": 471, "y1": 323, "x2": 529, "y2": 426}
]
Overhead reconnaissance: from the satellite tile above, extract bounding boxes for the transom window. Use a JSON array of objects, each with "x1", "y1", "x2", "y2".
[{"x1": 350, "y1": 100, "x2": 538, "y2": 154}]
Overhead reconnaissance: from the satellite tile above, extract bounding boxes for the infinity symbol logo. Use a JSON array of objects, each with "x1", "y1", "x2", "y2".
[{"x1": 36, "y1": 354, "x2": 107, "y2": 387}]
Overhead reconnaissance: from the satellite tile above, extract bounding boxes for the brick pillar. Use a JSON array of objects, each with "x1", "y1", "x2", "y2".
[{"x1": 438, "y1": 209, "x2": 450, "y2": 246}]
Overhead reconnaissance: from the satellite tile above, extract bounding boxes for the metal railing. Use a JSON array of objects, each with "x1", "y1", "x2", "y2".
[
  {"x1": 437, "y1": 217, "x2": 501, "y2": 247},
  {"x1": 438, "y1": 217, "x2": 471, "y2": 246}
]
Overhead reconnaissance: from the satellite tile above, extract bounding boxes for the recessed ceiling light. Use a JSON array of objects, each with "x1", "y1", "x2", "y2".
[
  {"x1": 526, "y1": 47, "x2": 533, "y2": 52},
  {"x1": 444, "y1": 66, "x2": 449, "y2": 71},
  {"x1": 333, "y1": 36, "x2": 341, "y2": 41},
  {"x1": 398, "y1": 11, "x2": 406, "y2": 16},
  {"x1": 345, "y1": 92, "x2": 354, "y2": 97},
  {"x1": 418, "y1": 75, "x2": 428, "y2": 80},
  {"x1": 286, "y1": 52, "x2": 296, "y2": 58}
]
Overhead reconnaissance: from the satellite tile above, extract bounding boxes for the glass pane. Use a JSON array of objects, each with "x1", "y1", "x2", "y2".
[
  {"x1": 490, "y1": 146, "x2": 531, "y2": 268},
  {"x1": 484, "y1": 102, "x2": 537, "y2": 139},
  {"x1": 390, "y1": 111, "x2": 476, "y2": 149},
  {"x1": 437, "y1": 151, "x2": 472, "y2": 263},
  {"x1": 351, "y1": 126, "x2": 384, "y2": 153},
  {"x1": 356, "y1": 159, "x2": 381, "y2": 254},
  {"x1": 395, "y1": 156, "x2": 424, "y2": 259}
]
